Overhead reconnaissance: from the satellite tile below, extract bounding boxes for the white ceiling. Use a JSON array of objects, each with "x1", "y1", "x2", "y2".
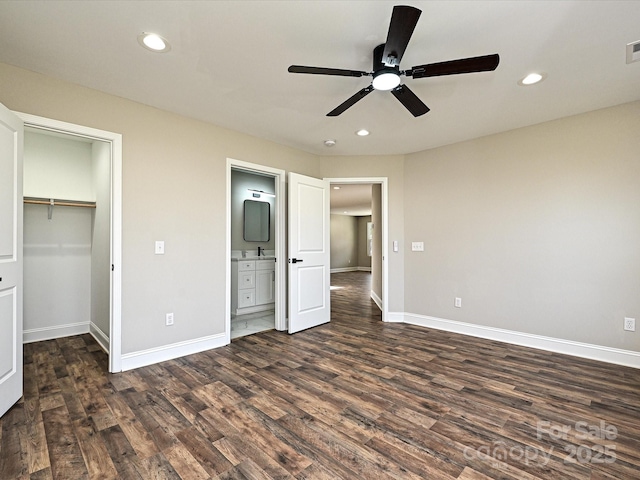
[
  {"x1": 1, "y1": 1, "x2": 639, "y2": 157},
  {"x1": 330, "y1": 184, "x2": 373, "y2": 216}
]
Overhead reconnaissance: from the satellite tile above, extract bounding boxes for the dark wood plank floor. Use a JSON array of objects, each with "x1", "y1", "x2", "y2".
[{"x1": 2, "y1": 271, "x2": 640, "y2": 479}]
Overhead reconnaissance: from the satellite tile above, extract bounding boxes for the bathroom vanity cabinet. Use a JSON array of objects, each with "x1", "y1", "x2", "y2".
[{"x1": 231, "y1": 258, "x2": 275, "y2": 315}]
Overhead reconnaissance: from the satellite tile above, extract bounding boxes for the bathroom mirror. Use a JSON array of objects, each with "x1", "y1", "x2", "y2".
[{"x1": 243, "y1": 200, "x2": 270, "y2": 242}]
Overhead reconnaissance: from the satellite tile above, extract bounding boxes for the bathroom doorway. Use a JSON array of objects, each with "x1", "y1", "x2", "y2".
[{"x1": 226, "y1": 159, "x2": 286, "y2": 341}]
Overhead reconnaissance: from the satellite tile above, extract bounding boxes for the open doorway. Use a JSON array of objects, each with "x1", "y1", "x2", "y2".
[
  {"x1": 229, "y1": 168, "x2": 276, "y2": 339},
  {"x1": 226, "y1": 159, "x2": 286, "y2": 341},
  {"x1": 17, "y1": 112, "x2": 123, "y2": 373},
  {"x1": 326, "y1": 177, "x2": 388, "y2": 321}
]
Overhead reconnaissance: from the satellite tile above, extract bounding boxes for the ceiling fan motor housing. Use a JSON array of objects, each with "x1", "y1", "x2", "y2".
[
  {"x1": 372, "y1": 44, "x2": 401, "y2": 90},
  {"x1": 373, "y1": 44, "x2": 400, "y2": 73}
]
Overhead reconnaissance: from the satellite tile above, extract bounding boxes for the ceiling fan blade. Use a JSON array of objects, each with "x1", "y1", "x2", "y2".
[
  {"x1": 327, "y1": 85, "x2": 375, "y2": 116},
  {"x1": 391, "y1": 84, "x2": 430, "y2": 117},
  {"x1": 382, "y1": 5, "x2": 421, "y2": 67},
  {"x1": 409, "y1": 54, "x2": 500, "y2": 79},
  {"x1": 288, "y1": 65, "x2": 368, "y2": 77}
]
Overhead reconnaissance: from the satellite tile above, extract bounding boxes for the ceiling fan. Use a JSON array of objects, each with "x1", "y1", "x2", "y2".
[{"x1": 288, "y1": 5, "x2": 499, "y2": 117}]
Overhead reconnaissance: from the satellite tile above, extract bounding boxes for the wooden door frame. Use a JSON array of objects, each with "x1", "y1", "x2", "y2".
[
  {"x1": 226, "y1": 159, "x2": 286, "y2": 339},
  {"x1": 16, "y1": 112, "x2": 123, "y2": 373},
  {"x1": 324, "y1": 177, "x2": 389, "y2": 322}
]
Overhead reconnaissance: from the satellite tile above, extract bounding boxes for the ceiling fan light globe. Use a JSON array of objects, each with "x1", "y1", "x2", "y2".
[{"x1": 372, "y1": 72, "x2": 401, "y2": 91}]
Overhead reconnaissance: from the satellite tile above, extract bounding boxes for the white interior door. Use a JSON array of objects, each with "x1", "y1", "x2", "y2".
[
  {"x1": 0, "y1": 103, "x2": 23, "y2": 417},
  {"x1": 288, "y1": 173, "x2": 330, "y2": 333}
]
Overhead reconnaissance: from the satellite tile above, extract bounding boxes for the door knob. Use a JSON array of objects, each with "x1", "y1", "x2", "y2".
[{"x1": 289, "y1": 258, "x2": 304, "y2": 263}]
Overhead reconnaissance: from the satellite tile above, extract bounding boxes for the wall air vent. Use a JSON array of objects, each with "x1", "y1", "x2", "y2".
[{"x1": 627, "y1": 40, "x2": 640, "y2": 64}]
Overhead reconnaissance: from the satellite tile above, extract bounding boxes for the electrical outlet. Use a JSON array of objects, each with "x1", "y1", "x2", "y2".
[
  {"x1": 166, "y1": 312, "x2": 174, "y2": 326},
  {"x1": 455, "y1": 297, "x2": 462, "y2": 308},
  {"x1": 624, "y1": 317, "x2": 635, "y2": 332},
  {"x1": 411, "y1": 242, "x2": 424, "y2": 252}
]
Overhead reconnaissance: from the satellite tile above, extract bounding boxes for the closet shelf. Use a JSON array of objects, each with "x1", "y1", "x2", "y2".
[
  {"x1": 24, "y1": 197, "x2": 96, "y2": 220},
  {"x1": 24, "y1": 197, "x2": 96, "y2": 208}
]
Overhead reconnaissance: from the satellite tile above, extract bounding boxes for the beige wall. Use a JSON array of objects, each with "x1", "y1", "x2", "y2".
[
  {"x1": 329, "y1": 214, "x2": 371, "y2": 270},
  {"x1": 330, "y1": 214, "x2": 358, "y2": 269},
  {"x1": 404, "y1": 101, "x2": 640, "y2": 351},
  {"x1": 23, "y1": 205, "x2": 91, "y2": 332},
  {"x1": 0, "y1": 63, "x2": 319, "y2": 354},
  {"x1": 357, "y1": 216, "x2": 372, "y2": 269},
  {"x1": 23, "y1": 130, "x2": 93, "y2": 200},
  {"x1": 371, "y1": 184, "x2": 382, "y2": 302},
  {"x1": 91, "y1": 140, "x2": 112, "y2": 340}
]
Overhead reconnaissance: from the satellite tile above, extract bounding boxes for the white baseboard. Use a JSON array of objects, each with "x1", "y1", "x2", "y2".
[
  {"x1": 90, "y1": 322, "x2": 110, "y2": 353},
  {"x1": 23, "y1": 321, "x2": 90, "y2": 343},
  {"x1": 385, "y1": 311, "x2": 405, "y2": 323},
  {"x1": 120, "y1": 333, "x2": 228, "y2": 371},
  {"x1": 330, "y1": 267, "x2": 372, "y2": 273},
  {"x1": 402, "y1": 312, "x2": 640, "y2": 369},
  {"x1": 371, "y1": 290, "x2": 382, "y2": 311}
]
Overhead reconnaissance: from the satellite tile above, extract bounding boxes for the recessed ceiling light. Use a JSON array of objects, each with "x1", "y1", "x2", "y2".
[
  {"x1": 138, "y1": 32, "x2": 171, "y2": 53},
  {"x1": 356, "y1": 129, "x2": 370, "y2": 136},
  {"x1": 323, "y1": 139, "x2": 336, "y2": 147},
  {"x1": 333, "y1": 186, "x2": 341, "y2": 190},
  {"x1": 518, "y1": 72, "x2": 546, "y2": 86}
]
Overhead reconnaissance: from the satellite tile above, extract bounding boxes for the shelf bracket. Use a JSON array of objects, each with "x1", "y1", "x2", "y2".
[{"x1": 48, "y1": 198, "x2": 54, "y2": 220}]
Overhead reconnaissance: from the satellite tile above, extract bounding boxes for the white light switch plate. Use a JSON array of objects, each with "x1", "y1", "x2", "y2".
[
  {"x1": 155, "y1": 241, "x2": 165, "y2": 255},
  {"x1": 393, "y1": 240, "x2": 399, "y2": 252},
  {"x1": 411, "y1": 242, "x2": 424, "y2": 251}
]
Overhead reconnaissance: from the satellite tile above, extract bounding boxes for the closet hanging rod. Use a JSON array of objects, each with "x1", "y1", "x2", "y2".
[{"x1": 23, "y1": 197, "x2": 96, "y2": 208}]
